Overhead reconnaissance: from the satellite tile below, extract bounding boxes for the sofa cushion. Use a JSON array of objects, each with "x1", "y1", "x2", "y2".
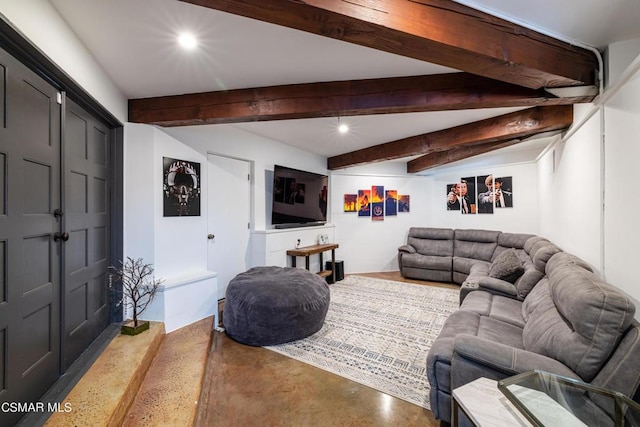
[
  {"x1": 460, "y1": 291, "x2": 525, "y2": 328},
  {"x1": 531, "y1": 241, "x2": 562, "y2": 272},
  {"x1": 521, "y1": 278, "x2": 554, "y2": 323},
  {"x1": 402, "y1": 267, "x2": 452, "y2": 283},
  {"x1": 509, "y1": 239, "x2": 560, "y2": 300},
  {"x1": 546, "y1": 251, "x2": 593, "y2": 274},
  {"x1": 590, "y1": 321, "x2": 640, "y2": 400},
  {"x1": 427, "y1": 310, "x2": 524, "y2": 395},
  {"x1": 427, "y1": 310, "x2": 482, "y2": 395},
  {"x1": 453, "y1": 257, "x2": 490, "y2": 276},
  {"x1": 453, "y1": 271, "x2": 469, "y2": 285},
  {"x1": 454, "y1": 229, "x2": 500, "y2": 261},
  {"x1": 401, "y1": 253, "x2": 452, "y2": 271},
  {"x1": 458, "y1": 263, "x2": 491, "y2": 302},
  {"x1": 408, "y1": 236, "x2": 453, "y2": 257},
  {"x1": 488, "y1": 248, "x2": 524, "y2": 283},
  {"x1": 409, "y1": 227, "x2": 454, "y2": 240},
  {"x1": 523, "y1": 265, "x2": 636, "y2": 382},
  {"x1": 492, "y1": 233, "x2": 536, "y2": 260},
  {"x1": 477, "y1": 276, "x2": 518, "y2": 298},
  {"x1": 407, "y1": 227, "x2": 454, "y2": 256},
  {"x1": 524, "y1": 236, "x2": 549, "y2": 254},
  {"x1": 514, "y1": 258, "x2": 545, "y2": 300}
]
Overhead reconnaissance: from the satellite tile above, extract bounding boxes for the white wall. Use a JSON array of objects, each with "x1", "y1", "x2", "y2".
[
  {"x1": 123, "y1": 125, "x2": 156, "y2": 264},
  {"x1": 331, "y1": 165, "x2": 432, "y2": 273},
  {"x1": 152, "y1": 130, "x2": 209, "y2": 278},
  {"x1": 124, "y1": 124, "x2": 208, "y2": 280},
  {"x1": 606, "y1": 37, "x2": 640, "y2": 88},
  {"x1": 603, "y1": 44, "x2": 640, "y2": 311},
  {"x1": 537, "y1": 40, "x2": 640, "y2": 314},
  {"x1": 537, "y1": 104, "x2": 603, "y2": 273},
  {"x1": 0, "y1": 0, "x2": 127, "y2": 122},
  {"x1": 163, "y1": 125, "x2": 327, "y2": 231},
  {"x1": 124, "y1": 124, "x2": 215, "y2": 329},
  {"x1": 137, "y1": 127, "x2": 542, "y2": 276}
]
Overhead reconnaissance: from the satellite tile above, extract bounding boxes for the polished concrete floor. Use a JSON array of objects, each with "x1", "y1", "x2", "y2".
[
  {"x1": 44, "y1": 272, "x2": 452, "y2": 426},
  {"x1": 124, "y1": 317, "x2": 212, "y2": 426},
  {"x1": 195, "y1": 272, "x2": 456, "y2": 427}
]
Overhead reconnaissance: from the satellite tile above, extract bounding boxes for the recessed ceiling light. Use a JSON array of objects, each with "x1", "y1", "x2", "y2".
[
  {"x1": 178, "y1": 32, "x2": 198, "y2": 50},
  {"x1": 338, "y1": 123, "x2": 349, "y2": 134}
]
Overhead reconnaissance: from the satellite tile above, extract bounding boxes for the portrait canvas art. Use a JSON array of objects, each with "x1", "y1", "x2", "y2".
[
  {"x1": 371, "y1": 185, "x2": 384, "y2": 221},
  {"x1": 385, "y1": 190, "x2": 398, "y2": 216},
  {"x1": 445, "y1": 175, "x2": 513, "y2": 212},
  {"x1": 346, "y1": 186, "x2": 408, "y2": 219},
  {"x1": 446, "y1": 183, "x2": 461, "y2": 211},
  {"x1": 358, "y1": 189, "x2": 371, "y2": 217},
  {"x1": 494, "y1": 176, "x2": 513, "y2": 208},
  {"x1": 344, "y1": 194, "x2": 357, "y2": 212},
  {"x1": 163, "y1": 157, "x2": 201, "y2": 217},
  {"x1": 398, "y1": 195, "x2": 410, "y2": 212},
  {"x1": 477, "y1": 174, "x2": 494, "y2": 214},
  {"x1": 460, "y1": 176, "x2": 476, "y2": 214}
]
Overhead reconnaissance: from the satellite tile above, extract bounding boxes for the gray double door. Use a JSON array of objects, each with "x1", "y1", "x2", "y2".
[{"x1": 0, "y1": 47, "x2": 111, "y2": 425}]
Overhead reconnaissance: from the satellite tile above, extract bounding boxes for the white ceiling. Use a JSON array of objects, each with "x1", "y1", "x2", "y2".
[{"x1": 49, "y1": 0, "x2": 640, "y2": 171}]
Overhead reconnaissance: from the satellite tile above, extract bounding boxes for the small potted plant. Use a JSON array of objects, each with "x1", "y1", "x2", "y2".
[{"x1": 110, "y1": 257, "x2": 164, "y2": 335}]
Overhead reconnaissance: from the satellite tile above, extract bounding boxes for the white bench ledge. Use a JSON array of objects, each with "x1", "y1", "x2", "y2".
[{"x1": 158, "y1": 271, "x2": 218, "y2": 292}]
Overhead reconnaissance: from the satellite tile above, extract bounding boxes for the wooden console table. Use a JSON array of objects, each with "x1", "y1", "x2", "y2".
[{"x1": 287, "y1": 243, "x2": 339, "y2": 283}]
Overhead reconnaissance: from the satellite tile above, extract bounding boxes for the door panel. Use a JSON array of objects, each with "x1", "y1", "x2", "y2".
[
  {"x1": 0, "y1": 45, "x2": 112, "y2": 426},
  {"x1": 0, "y1": 240, "x2": 5, "y2": 303},
  {"x1": 0, "y1": 46, "x2": 61, "y2": 426},
  {"x1": 67, "y1": 171, "x2": 88, "y2": 213},
  {"x1": 207, "y1": 154, "x2": 251, "y2": 300},
  {"x1": 0, "y1": 64, "x2": 5, "y2": 127},
  {"x1": 63, "y1": 99, "x2": 110, "y2": 370}
]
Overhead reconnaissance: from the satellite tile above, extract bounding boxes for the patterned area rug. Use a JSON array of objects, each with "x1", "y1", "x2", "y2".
[{"x1": 265, "y1": 275, "x2": 459, "y2": 409}]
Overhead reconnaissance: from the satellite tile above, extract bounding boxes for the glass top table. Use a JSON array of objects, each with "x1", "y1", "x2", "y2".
[{"x1": 498, "y1": 370, "x2": 640, "y2": 427}]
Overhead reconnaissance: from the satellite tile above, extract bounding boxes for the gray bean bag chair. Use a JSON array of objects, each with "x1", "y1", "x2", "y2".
[{"x1": 224, "y1": 266, "x2": 330, "y2": 346}]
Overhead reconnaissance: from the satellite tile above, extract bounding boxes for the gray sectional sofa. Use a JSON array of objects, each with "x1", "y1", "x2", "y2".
[
  {"x1": 398, "y1": 227, "x2": 640, "y2": 425},
  {"x1": 398, "y1": 227, "x2": 561, "y2": 304}
]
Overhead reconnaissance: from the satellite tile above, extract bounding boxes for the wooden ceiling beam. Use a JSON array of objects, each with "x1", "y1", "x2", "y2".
[
  {"x1": 327, "y1": 105, "x2": 573, "y2": 170},
  {"x1": 407, "y1": 140, "x2": 521, "y2": 173},
  {"x1": 128, "y1": 73, "x2": 589, "y2": 127},
  {"x1": 180, "y1": 0, "x2": 598, "y2": 90}
]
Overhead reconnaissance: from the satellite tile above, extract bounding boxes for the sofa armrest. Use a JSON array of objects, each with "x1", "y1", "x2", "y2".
[
  {"x1": 477, "y1": 276, "x2": 518, "y2": 297},
  {"x1": 398, "y1": 244, "x2": 416, "y2": 254},
  {"x1": 453, "y1": 334, "x2": 579, "y2": 378}
]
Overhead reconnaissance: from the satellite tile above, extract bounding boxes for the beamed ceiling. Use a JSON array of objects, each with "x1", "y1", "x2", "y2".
[{"x1": 126, "y1": 0, "x2": 600, "y2": 173}]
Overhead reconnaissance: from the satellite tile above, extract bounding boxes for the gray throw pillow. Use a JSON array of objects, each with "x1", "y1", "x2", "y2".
[{"x1": 489, "y1": 248, "x2": 525, "y2": 283}]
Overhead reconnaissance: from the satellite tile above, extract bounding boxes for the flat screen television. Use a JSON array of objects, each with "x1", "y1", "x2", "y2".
[{"x1": 271, "y1": 165, "x2": 328, "y2": 228}]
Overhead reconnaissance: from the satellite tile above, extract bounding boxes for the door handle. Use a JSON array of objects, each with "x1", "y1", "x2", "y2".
[
  {"x1": 54, "y1": 232, "x2": 69, "y2": 242},
  {"x1": 207, "y1": 234, "x2": 215, "y2": 240}
]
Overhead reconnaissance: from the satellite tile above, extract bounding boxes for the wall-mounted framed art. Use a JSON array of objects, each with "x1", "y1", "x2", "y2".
[
  {"x1": 445, "y1": 174, "x2": 514, "y2": 213},
  {"x1": 344, "y1": 194, "x2": 357, "y2": 212},
  {"x1": 398, "y1": 195, "x2": 410, "y2": 212},
  {"x1": 477, "y1": 174, "x2": 494, "y2": 214},
  {"x1": 446, "y1": 183, "x2": 461, "y2": 211},
  {"x1": 494, "y1": 176, "x2": 513, "y2": 208},
  {"x1": 460, "y1": 176, "x2": 476, "y2": 214},
  {"x1": 371, "y1": 185, "x2": 384, "y2": 221},
  {"x1": 357, "y1": 189, "x2": 371, "y2": 217},
  {"x1": 346, "y1": 185, "x2": 409, "y2": 219},
  {"x1": 163, "y1": 157, "x2": 201, "y2": 217},
  {"x1": 385, "y1": 190, "x2": 398, "y2": 216}
]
